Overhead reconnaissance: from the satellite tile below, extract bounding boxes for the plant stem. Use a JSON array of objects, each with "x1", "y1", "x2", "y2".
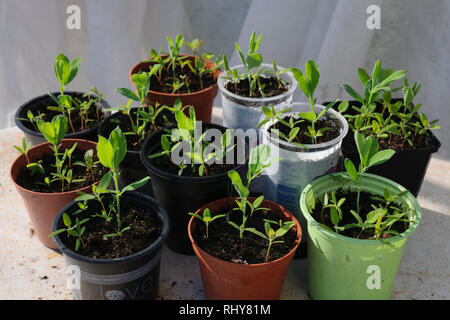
[
  {"x1": 265, "y1": 241, "x2": 272, "y2": 262},
  {"x1": 112, "y1": 169, "x2": 122, "y2": 233}
]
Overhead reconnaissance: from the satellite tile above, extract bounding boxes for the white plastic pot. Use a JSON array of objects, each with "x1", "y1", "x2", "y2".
[
  {"x1": 260, "y1": 102, "x2": 348, "y2": 233},
  {"x1": 218, "y1": 64, "x2": 297, "y2": 131}
]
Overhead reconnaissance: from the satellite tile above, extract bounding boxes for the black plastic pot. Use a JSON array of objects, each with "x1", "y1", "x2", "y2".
[
  {"x1": 140, "y1": 123, "x2": 248, "y2": 255},
  {"x1": 15, "y1": 91, "x2": 110, "y2": 146},
  {"x1": 329, "y1": 99, "x2": 441, "y2": 196},
  {"x1": 51, "y1": 191, "x2": 169, "y2": 300}
]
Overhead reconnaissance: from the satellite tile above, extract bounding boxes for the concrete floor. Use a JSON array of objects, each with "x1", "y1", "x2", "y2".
[{"x1": 0, "y1": 109, "x2": 448, "y2": 300}]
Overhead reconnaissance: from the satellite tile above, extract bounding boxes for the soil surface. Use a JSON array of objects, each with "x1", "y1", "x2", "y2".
[
  {"x1": 59, "y1": 199, "x2": 163, "y2": 259},
  {"x1": 20, "y1": 92, "x2": 104, "y2": 134},
  {"x1": 138, "y1": 62, "x2": 217, "y2": 94},
  {"x1": 225, "y1": 74, "x2": 289, "y2": 98},
  {"x1": 192, "y1": 202, "x2": 298, "y2": 264},
  {"x1": 310, "y1": 189, "x2": 410, "y2": 239},
  {"x1": 269, "y1": 114, "x2": 341, "y2": 145},
  {"x1": 101, "y1": 107, "x2": 175, "y2": 152},
  {"x1": 15, "y1": 147, "x2": 107, "y2": 193}
]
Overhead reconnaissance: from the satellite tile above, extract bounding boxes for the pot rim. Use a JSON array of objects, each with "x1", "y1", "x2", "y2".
[
  {"x1": 51, "y1": 191, "x2": 169, "y2": 264},
  {"x1": 140, "y1": 123, "x2": 248, "y2": 183},
  {"x1": 300, "y1": 172, "x2": 422, "y2": 245},
  {"x1": 188, "y1": 197, "x2": 302, "y2": 267},
  {"x1": 15, "y1": 91, "x2": 109, "y2": 138},
  {"x1": 10, "y1": 139, "x2": 100, "y2": 196},
  {"x1": 218, "y1": 63, "x2": 297, "y2": 106},
  {"x1": 129, "y1": 54, "x2": 221, "y2": 97},
  {"x1": 261, "y1": 102, "x2": 349, "y2": 152}
]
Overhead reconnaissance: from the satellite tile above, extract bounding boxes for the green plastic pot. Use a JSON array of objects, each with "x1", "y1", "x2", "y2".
[{"x1": 300, "y1": 172, "x2": 421, "y2": 300}]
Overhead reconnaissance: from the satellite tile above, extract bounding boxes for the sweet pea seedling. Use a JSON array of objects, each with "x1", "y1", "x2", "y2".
[
  {"x1": 222, "y1": 32, "x2": 286, "y2": 98},
  {"x1": 227, "y1": 144, "x2": 280, "y2": 252},
  {"x1": 49, "y1": 212, "x2": 89, "y2": 252},
  {"x1": 148, "y1": 105, "x2": 235, "y2": 176},
  {"x1": 290, "y1": 60, "x2": 339, "y2": 144},
  {"x1": 114, "y1": 69, "x2": 171, "y2": 144},
  {"x1": 344, "y1": 130, "x2": 395, "y2": 211},
  {"x1": 94, "y1": 126, "x2": 150, "y2": 237},
  {"x1": 246, "y1": 220, "x2": 295, "y2": 262},
  {"x1": 49, "y1": 54, "x2": 104, "y2": 133},
  {"x1": 339, "y1": 61, "x2": 438, "y2": 148},
  {"x1": 189, "y1": 208, "x2": 225, "y2": 240}
]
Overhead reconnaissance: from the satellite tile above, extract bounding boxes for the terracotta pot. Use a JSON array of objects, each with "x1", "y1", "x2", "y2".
[
  {"x1": 188, "y1": 197, "x2": 302, "y2": 300},
  {"x1": 129, "y1": 54, "x2": 221, "y2": 122},
  {"x1": 10, "y1": 139, "x2": 100, "y2": 249}
]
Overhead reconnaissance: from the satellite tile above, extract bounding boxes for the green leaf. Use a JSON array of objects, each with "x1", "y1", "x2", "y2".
[
  {"x1": 62, "y1": 213, "x2": 71, "y2": 227},
  {"x1": 358, "y1": 68, "x2": 370, "y2": 86},
  {"x1": 275, "y1": 222, "x2": 295, "y2": 238},
  {"x1": 342, "y1": 84, "x2": 364, "y2": 104},
  {"x1": 330, "y1": 207, "x2": 339, "y2": 225},
  {"x1": 288, "y1": 127, "x2": 300, "y2": 141},
  {"x1": 48, "y1": 229, "x2": 66, "y2": 238},
  {"x1": 121, "y1": 176, "x2": 150, "y2": 193},
  {"x1": 305, "y1": 60, "x2": 320, "y2": 93},
  {"x1": 75, "y1": 194, "x2": 95, "y2": 202},
  {"x1": 291, "y1": 67, "x2": 309, "y2": 97},
  {"x1": 96, "y1": 136, "x2": 114, "y2": 169},
  {"x1": 253, "y1": 195, "x2": 264, "y2": 209},
  {"x1": 338, "y1": 101, "x2": 349, "y2": 113},
  {"x1": 98, "y1": 172, "x2": 112, "y2": 189},
  {"x1": 298, "y1": 112, "x2": 316, "y2": 122},
  {"x1": 367, "y1": 149, "x2": 396, "y2": 168},
  {"x1": 109, "y1": 126, "x2": 127, "y2": 169},
  {"x1": 246, "y1": 53, "x2": 263, "y2": 70},
  {"x1": 115, "y1": 88, "x2": 139, "y2": 101},
  {"x1": 67, "y1": 57, "x2": 81, "y2": 85},
  {"x1": 245, "y1": 227, "x2": 267, "y2": 240}
]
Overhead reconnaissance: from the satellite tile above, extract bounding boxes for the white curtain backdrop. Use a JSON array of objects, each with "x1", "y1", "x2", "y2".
[{"x1": 0, "y1": 0, "x2": 448, "y2": 158}]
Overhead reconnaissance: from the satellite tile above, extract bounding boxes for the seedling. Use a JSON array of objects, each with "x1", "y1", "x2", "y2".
[
  {"x1": 186, "y1": 38, "x2": 223, "y2": 91},
  {"x1": 222, "y1": 32, "x2": 287, "y2": 98},
  {"x1": 13, "y1": 137, "x2": 32, "y2": 164},
  {"x1": 188, "y1": 208, "x2": 225, "y2": 239},
  {"x1": 290, "y1": 60, "x2": 340, "y2": 144},
  {"x1": 344, "y1": 130, "x2": 395, "y2": 211},
  {"x1": 36, "y1": 115, "x2": 72, "y2": 191},
  {"x1": 320, "y1": 192, "x2": 346, "y2": 233},
  {"x1": 148, "y1": 105, "x2": 235, "y2": 176},
  {"x1": 315, "y1": 130, "x2": 415, "y2": 240},
  {"x1": 114, "y1": 70, "x2": 171, "y2": 143},
  {"x1": 142, "y1": 34, "x2": 221, "y2": 94},
  {"x1": 49, "y1": 213, "x2": 89, "y2": 252},
  {"x1": 16, "y1": 110, "x2": 46, "y2": 132},
  {"x1": 227, "y1": 144, "x2": 279, "y2": 252},
  {"x1": 45, "y1": 53, "x2": 104, "y2": 133},
  {"x1": 94, "y1": 126, "x2": 150, "y2": 237},
  {"x1": 339, "y1": 60, "x2": 439, "y2": 149},
  {"x1": 247, "y1": 220, "x2": 295, "y2": 262}
]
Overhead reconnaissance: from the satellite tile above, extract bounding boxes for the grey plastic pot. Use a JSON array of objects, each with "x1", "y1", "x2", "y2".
[
  {"x1": 260, "y1": 103, "x2": 348, "y2": 246},
  {"x1": 218, "y1": 64, "x2": 297, "y2": 131}
]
